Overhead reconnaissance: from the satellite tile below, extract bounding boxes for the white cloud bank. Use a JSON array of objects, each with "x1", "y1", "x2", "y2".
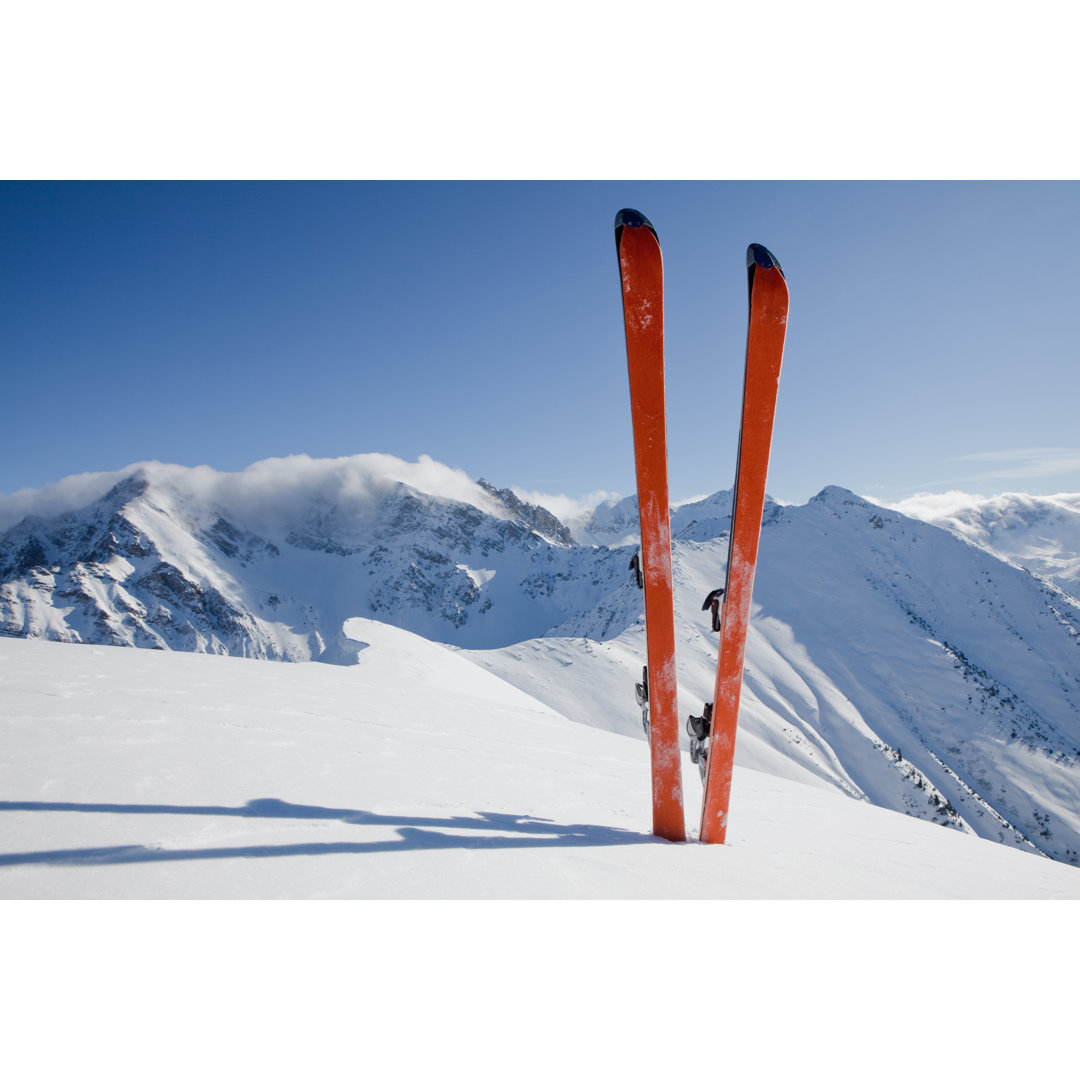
[
  {"x1": 0, "y1": 453, "x2": 507, "y2": 534},
  {"x1": 510, "y1": 486, "x2": 624, "y2": 530},
  {"x1": 885, "y1": 489, "x2": 1080, "y2": 524}
]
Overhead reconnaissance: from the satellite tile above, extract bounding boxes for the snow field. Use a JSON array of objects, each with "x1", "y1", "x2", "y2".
[
  {"x1": 4, "y1": 625, "x2": 1080, "y2": 1080},
  {"x1": 3, "y1": 629, "x2": 1079, "y2": 901}
]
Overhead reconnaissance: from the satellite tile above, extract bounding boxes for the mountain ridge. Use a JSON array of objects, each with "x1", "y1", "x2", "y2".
[{"x1": 3, "y1": 454, "x2": 1080, "y2": 864}]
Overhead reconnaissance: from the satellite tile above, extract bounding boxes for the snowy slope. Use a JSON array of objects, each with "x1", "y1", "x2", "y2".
[
  {"x1": 892, "y1": 490, "x2": 1080, "y2": 597},
  {"x1": 4, "y1": 454, "x2": 1080, "y2": 867},
  {"x1": 468, "y1": 486, "x2": 1080, "y2": 863},
  {"x1": 3, "y1": 631, "x2": 1079, "y2": 899}
]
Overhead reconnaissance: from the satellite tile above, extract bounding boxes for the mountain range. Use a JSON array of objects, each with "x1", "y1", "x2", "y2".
[{"x1": 2, "y1": 453, "x2": 1079, "y2": 863}]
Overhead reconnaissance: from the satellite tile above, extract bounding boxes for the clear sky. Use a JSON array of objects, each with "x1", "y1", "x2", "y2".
[{"x1": 3, "y1": 179, "x2": 1078, "y2": 510}]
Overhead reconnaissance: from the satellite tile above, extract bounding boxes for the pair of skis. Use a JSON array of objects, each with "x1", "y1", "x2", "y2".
[{"x1": 615, "y1": 209, "x2": 789, "y2": 845}]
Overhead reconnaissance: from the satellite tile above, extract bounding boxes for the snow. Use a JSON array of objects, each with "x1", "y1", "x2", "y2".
[
  {"x1": 5, "y1": 603, "x2": 1079, "y2": 1077},
  {"x1": 6, "y1": 456, "x2": 1080, "y2": 1076},
  {"x1": 891, "y1": 489, "x2": 1080, "y2": 596},
  {"x1": 7, "y1": 458, "x2": 1080, "y2": 862},
  {"x1": 4, "y1": 628, "x2": 1078, "y2": 900},
  {"x1": 458, "y1": 563, "x2": 496, "y2": 588},
  {"x1": 462, "y1": 488, "x2": 1080, "y2": 863}
]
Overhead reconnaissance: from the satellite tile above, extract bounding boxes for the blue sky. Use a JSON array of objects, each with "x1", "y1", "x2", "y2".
[{"x1": 3, "y1": 180, "x2": 1078, "y2": 511}]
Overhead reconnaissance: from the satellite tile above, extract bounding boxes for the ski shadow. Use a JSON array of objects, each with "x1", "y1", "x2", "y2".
[{"x1": 0, "y1": 798, "x2": 664, "y2": 867}]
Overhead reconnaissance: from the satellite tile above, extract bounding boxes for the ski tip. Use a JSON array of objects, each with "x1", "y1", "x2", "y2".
[
  {"x1": 747, "y1": 243, "x2": 784, "y2": 277},
  {"x1": 615, "y1": 208, "x2": 658, "y2": 244}
]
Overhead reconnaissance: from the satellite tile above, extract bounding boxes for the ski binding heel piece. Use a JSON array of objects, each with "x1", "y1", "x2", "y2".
[
  {"x1": 687, "y1": 702, "x2": 711, "y2": 740},
  {"x1": 635, "y1": 665, "x2": 650, "y2": 739},
  {"x1": 687, "y1": 703, "x2": 712, "y2": 783}
]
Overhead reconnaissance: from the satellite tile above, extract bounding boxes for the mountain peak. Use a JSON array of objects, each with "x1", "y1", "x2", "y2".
[
  {"x1": 476, "y1": 479, "x2": 574, "y2": 546},
  {"x1": 102, "y1": 470, "x2": 152, "y2": 507},
  {"x1": 811, "y1": 484, "x2": 868, "y2": 506}
]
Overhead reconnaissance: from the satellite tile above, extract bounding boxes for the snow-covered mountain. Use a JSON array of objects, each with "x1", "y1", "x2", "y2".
[
  {"x1": 470, "y1": 484, "x2": 1080, "y2": 864},
  {"x1": 3, "y1": 454, "x2": 1080, "y2": 865},
  {"x1": 891, "y1": 490, "x2": 1080, "y2": 598},
  {"x1": 568, "y1": 489, "x2": 738, "y2": 546},
  {"x1": 0, "y1": 455, "x2": 605, "y2": 656}
]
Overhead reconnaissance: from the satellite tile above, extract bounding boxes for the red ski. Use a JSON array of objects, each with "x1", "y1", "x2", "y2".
[
  {"x1": 614, "y1": 209, "x2": 686, "y2": 843},
  {"x1": 695, "y1": 243, "x2": 788, "y2": 845}
]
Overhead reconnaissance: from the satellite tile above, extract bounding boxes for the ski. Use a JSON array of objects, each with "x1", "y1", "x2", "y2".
[
  {"x1": 696, "y1": 243, "x2": 789, "y2": 845},
  {"x1": 615, "y1": 208, "x2": 686, "y2": 843}
]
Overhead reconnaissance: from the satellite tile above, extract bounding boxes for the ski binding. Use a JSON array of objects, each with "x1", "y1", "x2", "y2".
[
  {"x1": 687, "y1": 702, "x2": 711, "y2": 783},
  {"x1": 701, "y1": 587, "x2": 724, "y2": 633},
  {"x1": 635, "y1": 665, "x2": 650, "y2": 739}
]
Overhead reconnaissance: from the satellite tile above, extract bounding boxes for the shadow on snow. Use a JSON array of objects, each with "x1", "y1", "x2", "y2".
[{"x1": 0, "y1": 798, "x2": 663, "y2": 867}]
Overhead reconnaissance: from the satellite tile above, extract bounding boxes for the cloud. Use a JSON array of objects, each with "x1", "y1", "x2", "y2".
[
  {"x1": 885, "y1": 490, "x2": 999, "y2": 521},
  {"x1": 954, "y1": 447, "x2": 1080, "y2": 481},
  {"x1": 0, "y1": 465, "x2": 156, "y2": 532},
  {"x1": 0, "y1": 453, "x2": 504, "y2": 536},
  {"x1": 510, "y1": 487, "x2": 623, "y2": 529},
  {"x1": 225, "y1": 453, "x2": 499, "y2": 513},
  {"x1": 874, "y1": 450, "x2": 1080, "y2": 516},
  {"x1": 885, "y1": 487, "x2": 1080, "y2": 525}
]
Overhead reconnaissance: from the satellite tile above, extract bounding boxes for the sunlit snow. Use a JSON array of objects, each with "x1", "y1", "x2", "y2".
[{"x1": 2, "y1": 627, "x2": 1079, "y2": 899}]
